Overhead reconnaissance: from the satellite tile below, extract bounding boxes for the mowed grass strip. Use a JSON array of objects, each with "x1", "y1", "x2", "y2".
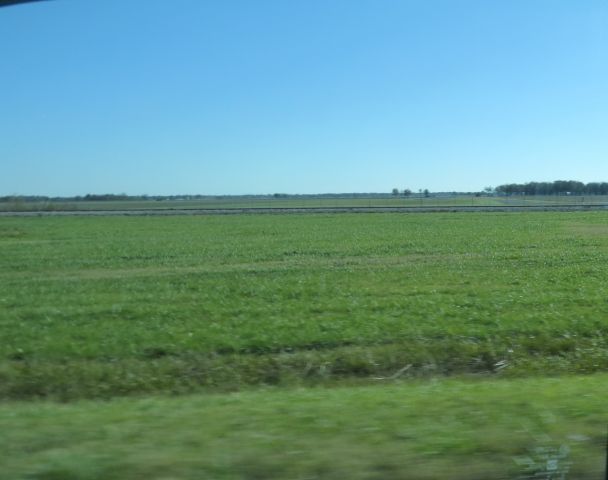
[
  {"x1": 1, "y1": 212, "x2": 608, "y2": 399},
  {"x1": 0, "y1": 195, "x2": 507, "y2": 212},
  {"x1": 1, "y1": 374, "x2": 607, "y2": 480}
]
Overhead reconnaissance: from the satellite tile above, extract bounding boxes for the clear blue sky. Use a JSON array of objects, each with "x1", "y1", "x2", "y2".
[{"x1": 1, "y1": 0, "x2": 607, "y2": 196}]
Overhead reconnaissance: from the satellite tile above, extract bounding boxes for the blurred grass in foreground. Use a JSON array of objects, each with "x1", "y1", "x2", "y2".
[{"x1": 1, "y1": 374, "x2": 606, "y2": 480}]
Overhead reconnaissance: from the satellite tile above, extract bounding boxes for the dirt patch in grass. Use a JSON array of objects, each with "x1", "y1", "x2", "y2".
[{"x1": 566, "y1": 223, "x2": 608, "y2": 237}]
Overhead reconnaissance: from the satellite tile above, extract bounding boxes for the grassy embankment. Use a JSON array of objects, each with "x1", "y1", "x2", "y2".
[{"x1": 5, "y1": 194, "x2": 607, "y2": 212}]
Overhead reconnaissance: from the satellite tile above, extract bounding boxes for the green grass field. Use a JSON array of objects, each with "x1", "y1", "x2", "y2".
[{"x1": 1, "y1": 211, "x2": 607, "y2": 478}]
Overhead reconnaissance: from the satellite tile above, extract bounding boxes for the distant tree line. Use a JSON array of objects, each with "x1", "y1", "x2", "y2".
[
  {"x1": 495, "y1": 180, "x2": 608, "y2": 196},
  {"x1": 4, "y1": 183, "x2": 607, "y2": 203},
  {"x1": 1, "y1": 192, "x2": 422, "y2": 203}
]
